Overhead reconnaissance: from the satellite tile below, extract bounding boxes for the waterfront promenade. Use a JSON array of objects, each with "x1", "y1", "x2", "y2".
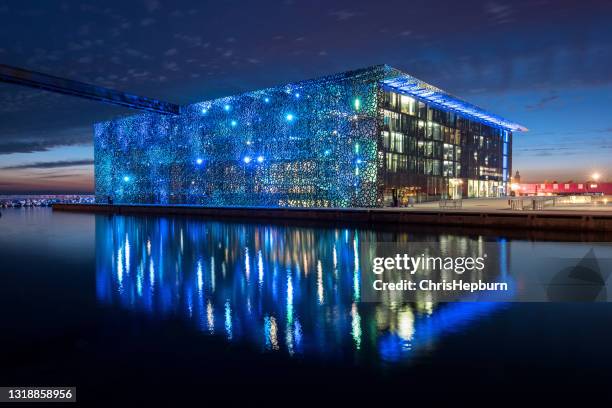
[
  {"x1": 53, "y1": 198, "x2": 612, "y2": 232},
  {"x1": 409, "y1": 197, "x2": 612, "y2": 212}
]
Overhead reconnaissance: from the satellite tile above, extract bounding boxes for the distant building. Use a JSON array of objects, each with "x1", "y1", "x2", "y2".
[
  {"x1": 515, "y1": 182, "x2": 612, "y2": 196},
  {"x1": 94, "y1": 65, "x2": 526, "y2": 207}
]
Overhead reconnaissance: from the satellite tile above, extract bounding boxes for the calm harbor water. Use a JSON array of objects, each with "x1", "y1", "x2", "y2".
[{"x1": 2, "y1": 207, "x2": 612, "y2": 404}]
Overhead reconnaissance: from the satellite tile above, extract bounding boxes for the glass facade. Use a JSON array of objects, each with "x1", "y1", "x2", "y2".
[
  {"x1": 379, "y1": 89, "x2": 512, "y2": 204},
  {"x1": 95, "y1": 65, "x2": 521, "y2": 208}
]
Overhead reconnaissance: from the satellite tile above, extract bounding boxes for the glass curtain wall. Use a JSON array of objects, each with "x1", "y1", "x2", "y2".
[{"x1": 379, "y1": 89, "x2": 510, "y2": 204}]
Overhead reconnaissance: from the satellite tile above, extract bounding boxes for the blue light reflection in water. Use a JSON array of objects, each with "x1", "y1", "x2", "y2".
[{"x1": 95, "y1": 215, "x2": 507, "y2": 365}]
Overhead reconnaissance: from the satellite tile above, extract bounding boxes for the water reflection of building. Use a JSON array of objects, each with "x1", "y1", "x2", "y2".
[{"x1": 96, "y1": 215, "x2": 509, "y2": 363}]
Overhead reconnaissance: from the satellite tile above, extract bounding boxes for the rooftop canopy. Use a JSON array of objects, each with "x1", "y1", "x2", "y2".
[{"x1": 381, "y1": 72, "x2": 528, "y2": 132}]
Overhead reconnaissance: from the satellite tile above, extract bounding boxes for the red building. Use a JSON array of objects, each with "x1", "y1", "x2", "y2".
[{"x1": 514, "y1": 182, "x2": 612, "y2": 196}]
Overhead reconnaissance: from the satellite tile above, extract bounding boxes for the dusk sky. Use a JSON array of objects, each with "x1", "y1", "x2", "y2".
[{"x1": 1, "y1": 0, "x2": 611, "y2": 193}]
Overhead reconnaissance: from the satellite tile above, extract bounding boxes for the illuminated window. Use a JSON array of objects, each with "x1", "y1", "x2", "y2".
[
  {"x1": 390, "y1": 132, "x2": 404, "y2": 153},
  {"x1": 383, "y1": 110, "x2": 400, "y2": 130},
  {"x1": 400, "y1": 95, "x2": 416, "y2": 115},
  {"x1": 443, "y1": 143, "x2": 454, "y2": 161},
  {"x1": 443, "y1": 160, "x2": 455, "y2": 177},
  {"x1": 381, "y1": 131, "x2": 390, "y2": 149}
]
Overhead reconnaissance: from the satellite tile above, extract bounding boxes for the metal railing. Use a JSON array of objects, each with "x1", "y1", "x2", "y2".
[
  {"x1": 439, "y1": 199, "x2": 463, "y2": 209},
  {"x1": 508, "y1": 197, "x2": 556, "y2": 210},
  {"x1": 509, "y1": 195, "x2": 611, "y2": 210}
]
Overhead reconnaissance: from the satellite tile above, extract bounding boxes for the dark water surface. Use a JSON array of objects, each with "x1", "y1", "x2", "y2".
[{"x1": 1, "y1": 208, "x2": 612, "y2": 405}]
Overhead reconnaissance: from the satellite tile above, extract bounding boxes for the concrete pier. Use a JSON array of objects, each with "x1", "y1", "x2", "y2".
[{"x1": 52, "y1": 203, "x2": 612, "y2": 232}]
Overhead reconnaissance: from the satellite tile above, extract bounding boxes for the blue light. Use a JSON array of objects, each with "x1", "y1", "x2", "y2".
[
  {"x1": 123, "y1": 176, "x2": 130, "y2": 182},
  {"x1": 96, "y1": 65, "x2": 431, "y2": 208},
  {"x1": 356, "y1": 158, "x2": 363, "y2": 164},
  {"x1": 382, "y1": 76, "x2": 527, "y2": 132},
  {"x1": 196, "y1": 158, "x2": 203, "y2": 165}
]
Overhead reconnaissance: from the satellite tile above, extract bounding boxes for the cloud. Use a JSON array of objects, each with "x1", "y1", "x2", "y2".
[
  {"x1": 0, "y1": 141, "x2": 58, "y2": 154},
  {"x1": 484, "y1": 2, "x2": 515, "y2": 25},
  {"x1": 0, "y1": 126, "x2": 93, "y2": 154},
  {"x1": 328, "y1": 9, "x2": 362, "y2": 21},
  {"x1": 515, "y1": 147, "x2": 573, "y2": 156},
  {"x1": 173, "y1": 33, "x2": 204, "y2": 48},
  {"x1": 38, "y1": 173, "x2": 87, "y2": 179},
  {"x1": 123, "y1": 47, "x2": 151, "y2": 59},
  {"x1": 163, "y1": 61, "x2": 180, "y2": 71},
  {"x1": 140, "y1": 18, "x2": 156, "y2": 27},
  {"x1": 144, "y1": 0, "x2": 161, "y2": 13},
  {"x1": 515, "y1": 137, "x2": 612, "y2": 158},
  {"x1": 516, "y1": 147, "x2": 572, "y2": 152},
  {"x1": 1, "y1": 159, "x2": 94, "y2": 170},
  {"x1": 526, "y1": 94, "x2": 560, "y2": 110}
]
